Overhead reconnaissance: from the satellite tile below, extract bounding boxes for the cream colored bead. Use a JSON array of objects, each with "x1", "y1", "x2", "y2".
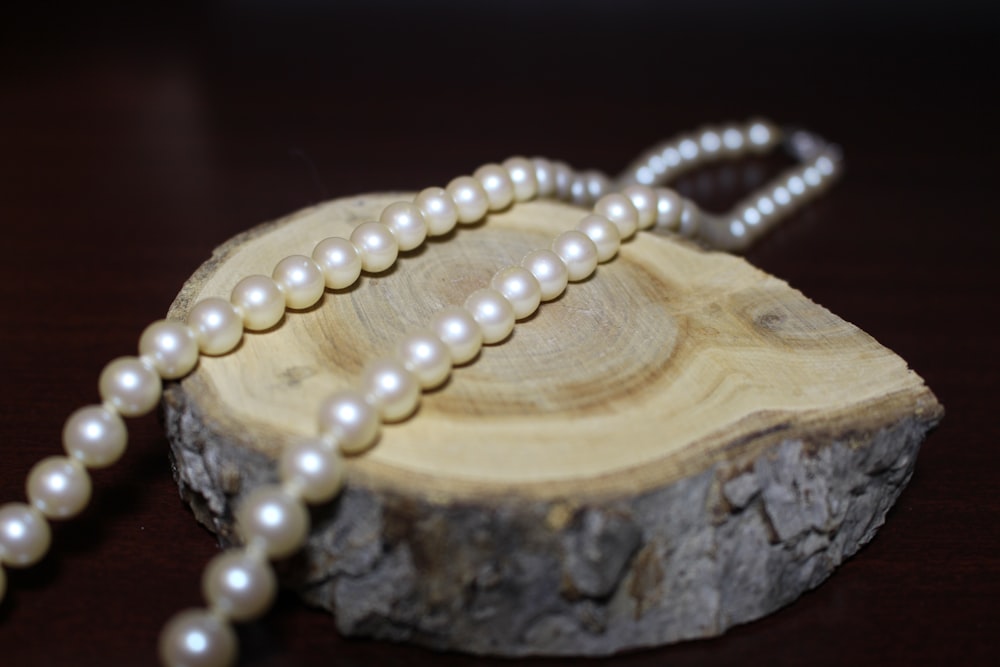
[
  {"x1": 63, "y1": 404, "x2": 127, "y2": 468},
  {"x1": 521, "y1": 249, "x2": 568, "y2": 301},
  {"x1": 350, "y1": 221, "x2": 398, "y2": 273},
  {"x1": 490, "y1": 266, "x2": 541, "y2": 319},
  {"x1": 445, "y1": 176, "x2": 489, "y2": 223},
  {"x1": 569, "y1": 175, "x2": 590, "y2": 206},
  {"x1": 98, "y1": 356, "x2": 162, "y2": 417},
  {"x1": 583, "y1": 170, "x2": 611, "y2": 202},
  {"x1": 380, "y1": 201, "x2": 428, "y2": 251},
  {"x1": 230, "y1": 275, "x2": 285, "y2": 331},
  {"x1": 552, "y1": 230, "x2": 599, "y2": 282},
  {"x1": 317, "y1": 389, "x2": 380, "y2": 455},
  {"x1": 678, "y1": 199, "x2": 702, "y2": 237},
  {"x1": 188, "y1": 297, "x2": 243, "y2": 356},
  {"x1": 698, "y1": 126, "x2": 723, "y2": 158},
  {"x1": 464, "y1": 288, "x2": 515, "y2": 344},
  {"x1": 576, "y1": 214, "x2": 620, "y2": 262},
  {"x1": 396, "y1": 329, "x2": 452, "y2": 389},
  {"x1": 721, "y1": 125, "x2": 746, "y2": 155},
  {"x1": 27, "y1": 456, "x2": 91, "y2": 519},
  {"x1": 622, "y1": 184, "x2": 658, "y2": 230},
  {"x1": 747, "y1": 118, "x2": 779, "y2": 153},
  {"x1": 677, "y1": 135, "x2": 702, "y2": 165},
  {"x1": 414, "y1": 187, "x2": 459, "y2": 236},
  {"x1": 202, "y1": 550, "x2": 277, "y2": 622},
  {"x1": 279, "y1": 439, "x2": 344, "y2": 504},
  {"x1": 473, "y1": 164, "x2": 515, "y2": 211},
  {"x1": 430, "y1": 306, "x2": 483, "y2": 365},
  {"x1": 236, "y1": 485, "x2": 309, "y2": 559},
  {"x1": 138, "y1": 320, "x2": 199, "y2": 379},
  {"x1": 0, "y1": 502, "x2": 51, "y2": 567},
  {"x1": 552, "y1": 161, "x2": 573, "y2": 200},
  {"x1": 272, "y1": 255, "x2": 325, "y2": 309},
  {"x1": 158, "y1": 608, "x2": 237, "y2": 667},
  {"x1": 501, "y1": 156, "x2": 538, "y2": 201},
  {"x1": 359, "y1": 357, "x2": 421, "y2": 423},
  {"x1": 532, "y1": 157, "x2": 556, "y2": 197},
  {"x1": 654, "y1": 188, "x2": 683, "y2": 230},
  {"x1": 594, "y1": 193, "x2": 639, "y2": 240},
  {"x1": 312, "y1": 237, "x2": 362, "y2": 289}
]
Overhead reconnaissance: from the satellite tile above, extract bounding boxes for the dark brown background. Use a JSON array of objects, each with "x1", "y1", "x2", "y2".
[{"x1": 1, "y1": 2, "x2": 996, "y2": 665}]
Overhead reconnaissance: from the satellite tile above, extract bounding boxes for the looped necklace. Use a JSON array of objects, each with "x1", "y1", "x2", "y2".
[{"x1": 0, "y1": 118, "x2": 841, "y2": 666}]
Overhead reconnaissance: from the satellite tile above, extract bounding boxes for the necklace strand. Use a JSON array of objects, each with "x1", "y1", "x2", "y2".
[{"x1": 0, "y1": 119, "x2": 841, "y2": 666}]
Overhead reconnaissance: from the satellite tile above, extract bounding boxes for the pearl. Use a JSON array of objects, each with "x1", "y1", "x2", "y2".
[
  {"x1": 551, "y1": 230, "x2": 599, "y2": 282},
  {"x1": 501, "y1": 156, "x2": 538, "y2": 201},
  {"x1": 396, "y1": 329, "x2": 452, "y2": 389},
  {"x1": 678, "y1": 200, "x2": 702, "y2": 237},
  {"x1": 317, "y1": 390, "x2": 380, "y2": 455},
  {"x1": 721, "y1": 125, "x2": 746, "y2": 155},
  {"x1": 551, "y1": 161, "x2": 573, "y2": 200},
  {"x1": 747, "y1": 118, "x2": 779, "y2": 153},
  {"x1": 188, "y1": 297, "x2": 243, "y2": 356},
  {"x1": 583, "y1": 170, "x2": 611, "y2": 202},
  {"x1": 661, "y1": 144, "x2": 682, "y2": 169},
  {"x1": 772, "y1": 184, "x2": 793, "y2": 207},
  {"x1": 138, "y1": 320, "x2": 199, "y2": 379},
  {"x1": 472, "y1": 164, "x2": 514, "y2": 211},
  {"x1": 803, "y1": 165, "x2": 823, "y2": 189},
  {"x1": 279, "y1": 439, "x2": 344, "y2": 504},
  {"x1": 272, "y1": 255, "x2": 325, "y2": 309},
  {"x1": 445, "y1": 176, "x2": 489, "y2": 224},
  {"x1": 0, "y1": 503, "x2": 51, "y2": 567},
  {"x1": 350, "y1": 221, "x2": 399, "y2": 273},
  {"x1": 654, "y1": 188, "x2": 683, "y2": 229},
  {"x1": 236, "y1": 485, "x2": 309, "y2": 559},
  {"x1": 699, "y1": 127, "x2": 723, "y2": 156},
  {"x1": 464, "y1": 288, "x2": 515, "y2": 344},
  {"x1": 742, "y1": 205, "x2": 763, "y2": 227},
  {"x1": 521, "y1": 249, "x2": 568, "y2": 301},
  {"x1": 26, "y1": 456, "x2": 91, "y2": 519},
  {"x1": 635, "y1": 165, "x2": 655, "y2": 185},
  {"x1": 230, "y1": 275, "x2": 285, "y2": 331},
  {"x1": 677, "y1": 136, "x2": 701, "y2": 164},
  {"x1": 380, "y1": 201, "x2": 428, "y2": 251},
  {"x1": 576, "y1": 214, "x2": 620, "y2": 262},
  {"x1": 202, "y1": 550, "x2": 277, "y2": 622},
  {"x1": 414, "y1": 187, "x2": 459, "y2": 236},
  {"x1": 593, "y1": 193, "x2": 639, "y2": 240},
  {"x1": 158, "y1": 608, "x2": 237, "y2": 667},
  {"x1": 63, "y1": 404, "x2": 127, "y2": 468},
  {"x1": 359, "y1": 357, "x2": 421, "y2": 422},
  {"x1": 622, "y1": 184, "x2": 658, "y2": 230},
  {"x1": 430, "y1": 306, "x2": 483, "y2": 364},
  {"x1": 98, "y1": 356, "x2": 162, "y2": 417},
  {"x1": 312, "y1": 237, "x2": 362, "y2": 289},
  {"x1": 756, "y1": 195, "x2": 777, "y2": 218},
  {"x1": 532, "y1": 157, "x2": 556, "y2": 197},
  {"x1": 787, "y1": 174, "x2": 806, "y2": 196},
  {"x1": 815, "y1": 155, "x2": 836, "y2": 176},
  {"x1": 569, "y1": 175, "x2": 590, "y2": 206},
  {"x1": 490, "y1": 266, "x2": 541, "y2": 319}
]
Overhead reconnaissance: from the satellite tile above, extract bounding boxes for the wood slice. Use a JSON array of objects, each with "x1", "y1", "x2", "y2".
[{"x1": 162, "y1": 193, "x2": 943, "y2": 656}]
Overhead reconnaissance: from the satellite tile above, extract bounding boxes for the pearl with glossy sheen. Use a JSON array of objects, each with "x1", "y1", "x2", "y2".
[
  {"x1": 312, "y1": 236, "x2": 362, "y2": 289},
  {"x1": 445, "y1": 176, "x2": 489, "y2": 223},
  {"x1": 594, "y1": 193, "x2": 639, "y2": 240},
  {"x1": 188, "y1": 297, "x2": 243, "y2": 356},
  {"x1": 230, "y1": 275, "x2": 285, "y2": 331},
  {"x1": 27, "y1": 456, "x2": 91, "y2": 519},
  {"x1": 272, "y1": 255, "x2": 325, "y2": 309},
  {"x1": 490, "y1": 266, "x2": 542, "y2": 319},
  {"x1": 430, "y1": 306, "x2": 483, "y2": 364},
  {"x1": 473, "y1": 164, "x2": 515, "y2": 211},
  {"x1": 521, "y1": 249, "x2": 568, "y2": 301},
  {"x1": 576, "y1": 214, "x2": 621, "y2": 262},
  {"x1": 622, "y1": 185, "x2": 658, "y2": 230},
  {"x1": 464, "y1": 288, "x2": 515, "y2": 344},
  {"x1": 551, "y1": 230, "x2": 599, "y2": 282},
  {"x1": 396, "y1": 329, "x2": 452, "y2": 389},
  {"x1": 62, "y1": 404, "x2": 127, "y2": 468},
  {"x1": 414, "y1": 187, "x2": 459, "y2": 236},
  {"x1": 501, "y1": 156, "x2": 538, "y2": 201},
  {"x1": 99, "y1": 356, "x2": 162, "y2": 417},
  {"x1": 0, "y1": 503, "x2": 51, "y2": 567},
  {"x1": 279, "y1": 439, "x2": 344, "y2": 504},
  {"x1": 139, "y1": 320, "x2": 199, "y2": 379},
  {"x1": 236, "y1": 486, "x2": 309, "y2": 559},
  {"x1": 158, "y1": 608, "x2": 237, "y2": 667},
  {"x1": 317, "y1": 390, "x2": 380, "y2": 455},
  {"x1": 380, "y1": 201, "x2": 428, "y2": 251},
  {"x1": 350, "y1": 221, "x2": 398, "y2": 273},
  {"x1": 202, "y1": 550, "x2": 277, "y2": 622},
  {"x1": 360, "y1": 357, "x2": 421, "y2": 422}
]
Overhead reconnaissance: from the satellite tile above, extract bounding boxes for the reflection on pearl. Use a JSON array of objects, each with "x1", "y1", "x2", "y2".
[
  {"x1": 678, "y1": 200, "x2": 702, "y2": 237},
  {"x1": 583, "y1": 170, "x2": 610, "y2": 202},
  {"x1": 721, "y1": 125, "x2": 746, "y2": 154},
  {"x1": 661, "y1": 145, "x2": 682, "y2": 169},
  {"x1": 501, "y1": 157, "x2": 538, "y2": 201},
  {"x1": 62, "y1": 404, "x2": 127, "y2": 468},
  {"x1": 312, "y1": 237, "x2": 362, "y2": 289},
  {"x1": 787, "y1": 174, "x2": 806, "y2": 196},
  {"x1": 532, "y1": 157, "x2": 556, "y2": 197},
  {"x1": 230, "y1": 275, "x2": 285, "y2": 331},
  {"x1": 551, "y1": 230, "x2": 599, "y2": 282},
  {"x1": 522, "y1": 249, "x2": 568, "y2": 301},
  {"x1": 594, "y1": 193, "x2": 639, "y2": 240},
  {"x1": 473, "y1": 164, "x2": 515, "y2": 211},
  {"x1": 699, "y1": 127, "x2": 722, "y2": 156},
  {"x1": 747, "y1": 118, "x2": 778, "y2": 152},
  {"x1": 414, "y1": 187, "x2": 459, "y2": 236},
  {"x1": 273, "y1": 255, "x2": 325, "y2": 310},
  {"x1": 772, "y1": 185, "x2": 792, "y2": 207},
  {"x1": 236, "y1": 485, "x2": 309, "y2": 559},
  {"x1": 678, "y1": 137, "x2": 700, "y2": 163},
  {"x1": 380, "y1": 201, "x2": 428, "y2": 251},
  {"x1": 654, "y1": 188, "x2": 683, "y2": 229},
  {"x1": 317, "y1": 390, "x2": 380, "y2": 455},
  {"x1": 742, "y1": 206, "x2": 762, "y2": 227},
  {"x1": 803, "y1": 166, "x2": 822, "y2": 188},
  {"x1": 202, "y1": 550, "x2": 277, "y2": 622},
  {"x1": 98, "y1": 356, "x2": 162, "y2": 417},
  {"x1": 27, "y1": 456, "x2": 91, "y2": 519},
  {"x1": 430, "y1": 306, "x2": 483, "y2": 364},
  {"x1": 464, "y1": 288, "x2": 515, "y2": 344},
  {"x1": 446, "y1": 176, "x2": 489, "y2": 223},
  {"x1": 279, "y1": 439, "x2": 344, "y2": 504},
  {"x1": 138, "y1": 320, "x2": 199, "y2": 379},
  {"x1": 569, "y1": 175, "x2": 589, "y2": 206},
  {"x1": 576, "y1": 214, "x2": 620, "y2": 262},
  {"x1": 490, "y1": 266, "x2": 541, "y2": 319},
  {"x1": 188, "y1": 297, "x2": 243, "y2": 356},
  {"x1": 350, "y1": 221, "x2": 398, "y2": 273},
  {"x1": 360, "y1": 357, "x2": 421, "y2": 422},
  {"x1": 396, "y1": 329, "x2": 452, "y2": 388},
  {"x1": 158, "y1": 608, "x2": 237, "y2": 667},
  {"x1": 622, "y1": 184, "x2": 658, "y2": 229},
  {"x1": 0, "y1": 502, "x2": 51, "y2": 567},
  {"x1": 552, "y1": 161, "x2": 573, "y2": 200},
  {"x1": 756, "y1": 195, "x2": 776, "y2": 218}
]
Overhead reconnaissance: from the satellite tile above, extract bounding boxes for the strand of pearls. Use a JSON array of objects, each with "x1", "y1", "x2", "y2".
[{"x1": 0, "y1": 119, "x2": 842, "y2": 667}]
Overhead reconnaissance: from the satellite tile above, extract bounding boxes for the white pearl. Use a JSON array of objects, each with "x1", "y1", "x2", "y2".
[
  {"x1": 236, "y1": 485, "x2": 309, "y2": 559},
  {"x1": 699, "y1": 127, "x2": 723, "y2": 156},
  {"x1": 312, "y1": 237, "x2": 362, "y2": 289},
  {"x1": 158, "y1": 608, "x2": 237, "y2": 667},
  {"x1": 622, "y1": 184, "x2": 658, "y2": 230},
  {"x1": 501, "y1": 156, "x2": 538, "y2": 201},
  {"x1": 359, "y1": 357, "x2": 421, "y2": 423},
  {"x1": 396, "y1": 329, "x2": 452, "y2": 389},
  {"x1": 490, "y1": 266, "x2": 541, "y2": 319},
  {"x1": 635, "y1": 165, "x2": 655, "y2": 185},
  {"x1": 576, "y1": 214, "x2": 620, "y2": 262},
  {"x1": 677, "y1": 136, "x2": 701, "y2": 164},
  {"x1": 583, "y1": 171, "x2": 611, "y2": 202},
  {"x1": 521, "y1": 249, "x2": 568, "y2": 301},
  {"x1": 414, "y1": 187, "x2": 459, "y2": 236},
  {"x1": 430, "y1": 306, "x2": 483, "y2": 364},
  {"x1": 661, "y1": 144, "x2": 682, "y2": 169},
  {"x1": 445, "y1": 176, "x2": 489, "y2": 223},
  {"x1": 721, "y1": 125, "x2": 746, "y2": 155},
  {"x1": 230, "y1": 275, "x2": 285, "y2": 331},
  {"x1": 654, "y1": 188, "x2": 683, "y2": 230},
  {"x1": 0, "y1": 502, "x2": 51, "y2": 567},
  {"x1": 532, "y1": 157, "x2": 556, "y2": 197},
  {"x1": 26, "y1": 456, "x2": 91, "y2": 519},
  {"x1": 756, "y1": 195, "x2": 777, "y2": 218},
  {"x1": 279, "y1": 439, "x2": 344, "y2": 504},
  {"x1": 803, "y1": 165, "x2": 823, "y2": 189},
  {"x1": 272, "y1": 255, "x2": 325, "y2": 310},
  {"x1": 772, "y1": 184, "x2": 792, "y2": 207},
  {"x1": 569, "y1": 175, "x2": 590, "y2": 206},
  {"x1": 729, "y1": 218, "x2": 747, "y2": 240},
  {"x1": 742, "y1": 205, "x2": 763, "y2": 227},
  {"x1": 138, "y1": 320, "x2": 199, "y2": 379},
  {"x1": 99, "y1": 356, "x2": 162, "y2": 417},
  {"x1": 678, "y1": 200, "x2": 702, "y2": 237},
  {"x1": 317, "y1": 390, "x2": 380, "y2": 455},
  {"x1": 552, "y1": 161, "x2": 573, "y2": 200},
  {"x1": 464, "y1": 288, "x2": 515, "y2": 344},
  {"x1": 202, "y1": 550, "x2": 277, "y2": 622},
  {"x1": 747, "y1": 118, "x2": 779, "y2": 153},
  {"x1": 815, "y1": 155, "x2": 836, "y2": 176},
  {"x1": 473, "y1": 164, "x2": 515, "y2": 211},
  {"x1": 552, "y1": 230, "x2": 599, "y2": 282},
  {"x1": 593, "y1": 193, "x2": 639, "y2": 240},
  {"x1": 350, "y1": 221, "x2": 398, "y2": 273},
  {"x1": 62, "y1": 404, "x2": 127, "y2": 468},
  {"x1": 380, "y1": 201, "x2": 428, "y2": 251},
  {"x1": 188, "y1": 297, "x2": 243, "y2": 356}
]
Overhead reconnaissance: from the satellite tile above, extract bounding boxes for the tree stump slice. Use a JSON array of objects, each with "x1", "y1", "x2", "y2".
[{"x1": 162, "y1": 193, "x2": 943, "y2": 656}]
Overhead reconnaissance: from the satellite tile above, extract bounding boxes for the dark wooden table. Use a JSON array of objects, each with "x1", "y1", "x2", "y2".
[{"x1": 1, "y1": 4, "x2": 996, "y2": 665}]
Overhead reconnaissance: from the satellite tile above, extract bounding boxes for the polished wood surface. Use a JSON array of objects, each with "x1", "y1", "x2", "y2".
[{"x1": 1, "y1": 3, "x2": 996, "y2": 665}]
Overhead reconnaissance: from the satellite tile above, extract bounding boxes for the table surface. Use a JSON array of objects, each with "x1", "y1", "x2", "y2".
[{"x1": 1, "y1": 3, "x2": 997, "y2": 666}]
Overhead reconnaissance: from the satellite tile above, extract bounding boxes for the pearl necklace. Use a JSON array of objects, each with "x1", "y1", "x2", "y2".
[{"x1": 0, "y1": 119, "x2": 841, "y2": 666}]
